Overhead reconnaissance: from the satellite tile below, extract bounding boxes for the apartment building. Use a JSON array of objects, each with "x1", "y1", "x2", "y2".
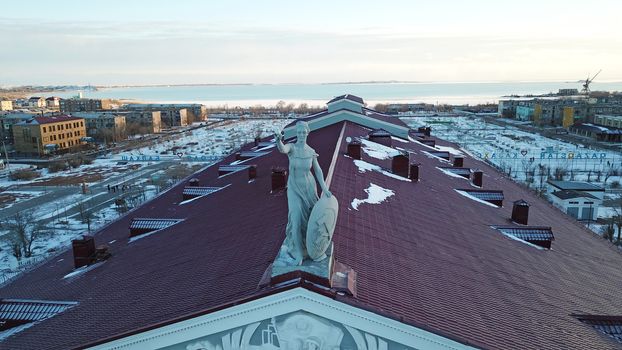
[
  {"x1": 12, "y1": 115, "x2": 86, "y2": 155},
  {"x1": 59, "y1": 98, "x2": 111, "y2": 113}
]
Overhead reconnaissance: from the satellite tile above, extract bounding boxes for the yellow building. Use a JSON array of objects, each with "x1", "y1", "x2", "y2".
[
  {"x1": 0, "y1": 99, "x2": 13, "y2": 111},
  {"x1": 533, "y1": 104, "x2": 542, "y2": 125},
  {"x1": 13, "y1": 115, "x2": 86, "y2": 155},
  {"x1": 562, "y1": 106, "x2": 575, "y2": 128}
]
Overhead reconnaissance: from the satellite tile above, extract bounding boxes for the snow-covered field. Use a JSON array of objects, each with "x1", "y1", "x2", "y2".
[
  {"x1": 0, "y1": 119, "x2": 292, "y2": 280},
  {"x1": 403, "y1": 116, "x2": 622, "y2": 227}
]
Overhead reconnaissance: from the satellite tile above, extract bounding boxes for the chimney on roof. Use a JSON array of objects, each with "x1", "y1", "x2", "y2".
[
  {"x1": 369, "y1": 129, "x2": 392, "y2": 147},
  {"x1": 453, "y1": 156, "x2": 464, "y2": 167},
  {"x1": 271, "y1": 167, "x2": 287, "y2": 192},
  {"x1": 418, "y1": 126, "x2": 431, "y2": 136},
  {"x1": 347, "y1": 140, "x2": 361, "y2": 159},
  {"x1": 472, "y1": 170, "x2": 483, "y2": 187},
  {"x1": 254, "y1": 136, "x2": 261, "y2": 146},
  {"x1": 512, "y1": 200, "x2": 530, "y2": 225},
  {"x1": 188, "y1": 178, "x2": 200, "y2": 187},
  {"x1": 71, "y1": 236, "x2": 96, "y2": 268},
  {"x1": 409, "y1": 163, "x2": 420, "y2": 182},
  {"x1": 392, "y1": 153, "x2": 410, "y2": 178}
]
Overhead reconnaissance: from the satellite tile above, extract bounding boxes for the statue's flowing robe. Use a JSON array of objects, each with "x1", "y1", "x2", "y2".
[{"x1": 285, "y1": 144, "x2": 319, "y2": 258}]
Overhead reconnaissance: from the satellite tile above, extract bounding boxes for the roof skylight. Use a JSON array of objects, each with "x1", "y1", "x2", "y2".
[
  {"x1": 577, "y1": 316, "x2": 622, "y2": 344},
  {"x1": 494, "y1": 226, "x2": 554, "y2": 249},
  {"x1": 0, "y1": 299, "x2": 76, "y2": 338}
]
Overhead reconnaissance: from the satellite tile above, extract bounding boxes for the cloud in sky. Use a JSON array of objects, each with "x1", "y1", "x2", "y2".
[{"x1": 1, "y1": 0, "x2": 621, "y2": 85}]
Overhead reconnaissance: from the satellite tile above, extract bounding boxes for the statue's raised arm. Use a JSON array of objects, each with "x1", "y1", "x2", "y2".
[{"x1": 274, "y1": 131, "x2": 291, "y2": 154}]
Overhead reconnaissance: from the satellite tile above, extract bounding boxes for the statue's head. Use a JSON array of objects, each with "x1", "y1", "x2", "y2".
[{"x1": 296, "y1": 121, "x2": 310, "y2": 142}]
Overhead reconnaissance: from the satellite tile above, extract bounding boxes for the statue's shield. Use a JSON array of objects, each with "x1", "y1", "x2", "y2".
[{"x1": 306, "y1": 194, "x2": 338, "y2": 261}]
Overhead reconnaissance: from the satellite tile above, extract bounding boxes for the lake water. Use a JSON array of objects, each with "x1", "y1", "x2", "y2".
[{"x1": 55, "y1": 81, "x2": 622, "y2": 107}]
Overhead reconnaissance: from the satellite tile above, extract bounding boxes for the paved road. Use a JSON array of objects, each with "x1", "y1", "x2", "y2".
[{"x1": 0, "y1": 160, "x2": 177, "y2": 224}]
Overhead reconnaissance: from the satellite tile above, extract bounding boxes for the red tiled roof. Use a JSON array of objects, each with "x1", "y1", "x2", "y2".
[
  {"x1": 2, "y1": 119, "x2": 622, "y2": 349},
  {"x1": 23, "y1": 115, "x2": 83, "y2": 125}
]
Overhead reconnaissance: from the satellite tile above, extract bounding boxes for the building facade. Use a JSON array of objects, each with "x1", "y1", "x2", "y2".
[
  {"x1": 594, "y1": 114, "x2": 622, "y2": 129},
  {"x1": 59, "y1": 98, "x2": 111, "y2": 113},
  {"x1": 73, "y1": 112, "x2": 127, "y2": 142},
  {"x1": 27, "y1": 97, "x2": 45, "y2": 108},
  {"x1": 45, "y1": 97, "x2": 60, "y2": 108},
  {"x1": 12, "y1": 115, "x2": 86, "y2": 155},
  {"x1": 125, "y1": 110, "x2": 162, "y2": 134},
  {"x1": 0, "y1": 99, "x2": 13, "y2": 111},
  {"x1": 124, "y1": 103, "x2": 207, "y2": 126}
]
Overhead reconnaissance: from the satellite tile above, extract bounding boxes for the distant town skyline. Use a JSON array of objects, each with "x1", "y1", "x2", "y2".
[{"x1": 2, "y1": 0, "x2": 621, "y2": 86}]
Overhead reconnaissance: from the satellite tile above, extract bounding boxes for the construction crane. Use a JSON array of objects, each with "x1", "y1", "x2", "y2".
[{"x1": 581, "y1": 69, "x2": 602, "y2": 95}]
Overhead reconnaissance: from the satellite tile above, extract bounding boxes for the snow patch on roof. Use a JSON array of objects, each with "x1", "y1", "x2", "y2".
[
  {"x1": 353, "y1": 159, "x2": 410, "y2": 182},
  {"x1": 455, "y1": 189, "x2": 499, "y2": 208},
  {"x1": 351, "y1": 183, "x2": 395, "y2": 210},
  {"x1": 496, "y1": 228, "x2": 547, "y2": 250},
  {"x1": 391, "y1": 136, "x2": 409, "y2": 143},
  {"x1": 360, "y1": 139, "x2": 400, "y2": 160},
  {"x1": 63, "y1": 261, "x2": 105, "y2": 279},
  {"x1": 435, "y1": 145, "x2": 463, "y2": 155}
]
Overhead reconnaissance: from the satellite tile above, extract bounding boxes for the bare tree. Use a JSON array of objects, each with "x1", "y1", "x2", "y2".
[
  {"x1": 1, "y1": 211, "x2": 47, "y2": 259},
  {"x1": 553, "y1": 166, "x2": 568, "y2": 181},
  {"x1": 604, "y1": 166, "x2": 619, "y2": 186},
  {"x1": 537, "y1": 164, "x2": 549, "y2": 195}
]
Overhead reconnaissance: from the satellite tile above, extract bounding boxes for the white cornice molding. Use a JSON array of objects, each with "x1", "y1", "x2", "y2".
[
  {"x1": 283, "y1": 110, "x2": 410, "y2": 140},
  {"x1": 89, "y1": 288, "x2": 478, "y2": 350}
]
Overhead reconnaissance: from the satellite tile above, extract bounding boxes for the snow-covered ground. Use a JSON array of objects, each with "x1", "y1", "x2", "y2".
[
  {"x1": 403, "y1": 116, "x2": 622, "y2": 229},
  {"x1": 0, "y1": 119, "x2": 293, "y2": 279}
]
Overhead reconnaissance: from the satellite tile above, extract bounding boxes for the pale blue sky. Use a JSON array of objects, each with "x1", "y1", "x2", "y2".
[{"x1": 1, "y1": 0, "x2": 620, "y2": 85}]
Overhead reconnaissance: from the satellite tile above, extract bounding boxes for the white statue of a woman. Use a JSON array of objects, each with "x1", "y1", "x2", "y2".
[{"x1": 275, "y1": 121, "x2": 332, "y2": 266}]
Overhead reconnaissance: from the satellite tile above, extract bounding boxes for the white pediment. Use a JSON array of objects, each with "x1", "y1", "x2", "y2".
[{"x1": 89, "y1": 288, "x2": 478, "y2": 350}]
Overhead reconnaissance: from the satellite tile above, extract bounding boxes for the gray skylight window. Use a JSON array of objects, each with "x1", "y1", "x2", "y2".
[
  {"x1": 218, "y1": 165, "x2": 251, "y2": 176},
  {"x1": 0, "y1": 299, "x2": 76, "y2": 337},
  {"x1": 129, "y1": 218, "x2": 183, "y2": 240},
  {"x1": 466, "y1": 191, "x2": 504, "y2": 201},
  {"x1": 494, "y1": 226, "x2": 554, "y2": 249},
  {"x1": 439, "y1": 167, "x2": 471, "y2": 178},
  {"x1": 456, "y1": 189, "x2": 504, "y2": 206},
  {"x1": 426, "y1": 151, "x2": 450, "y2": 160},
  {"x1": 129, "y1": 218, "x2": 182, "y2": 231},
  {"x1": 577, "y1": 316, "x2": 622, "y2": 344},
  {"x1": 238, "y1": 151, "x2": 270, "y2": 159},
  {"x1": 182, "y1": 187, "x2": 223, "y2": 197}
]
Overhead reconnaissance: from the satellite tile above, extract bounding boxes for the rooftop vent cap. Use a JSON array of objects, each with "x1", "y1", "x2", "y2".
[
  {"x1": 453, "y1": 156, "x2": 464, "y2": 167},
  {"x1": 368, "y1": 129, "x2": 392, "y2": 147},
  {"x1": 392, "y1": 152, "x2": 410, "y2": 178},
  {"x1": 418, "y1": 126, "x2": 431, "y2": 136},
  {"x1": 409, "y1": 163, "x2": 420, "y2": 182},
  {"x1": 271, "y1": 167, "x2": 287, "y2": 192},
  {"x1": 472, "y1": 170, "x2": 483, "y2": 187},
  {"x1": 188, "y1": 178, "x2": 200, "y2": 187},
  {"x1": 346, "y1": 140, "x2": 362, "y2": 160},
  {"x1": 512, "y1": 199, "x2": 530, "y2": 225}
]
